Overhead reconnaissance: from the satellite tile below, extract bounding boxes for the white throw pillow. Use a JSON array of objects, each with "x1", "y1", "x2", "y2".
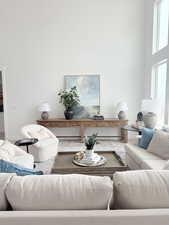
[
  {"x1": 0, "y1": 141, "x2": 16, "y2": 157},
  {"x1": 163, "y1": 160, "x2": 169, "y2": 169},
  {"x1": 0, "y1": 150, "x2": 10, "y2": 161},
  {"x1": 6, "y1": 174, "x2": 113, "y2": 210},
  {"x1": 147, "y1": 131, "x2": 169, "y2": 160},
  {"x1": 113, "y1": 170, "x2": 169, "y2": 209},
  {"x1": 0, "y1": 173, "x2": 16, "y2": 210}
]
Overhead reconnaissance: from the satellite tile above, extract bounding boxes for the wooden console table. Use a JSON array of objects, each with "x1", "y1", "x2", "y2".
[{"x1": 37, "y1": 118, "x2": 128, "y2": 142}]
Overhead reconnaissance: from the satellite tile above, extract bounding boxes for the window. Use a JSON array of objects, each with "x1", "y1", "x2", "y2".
[
  {"x1": 149, "y1": 0, "x2": 169, "y2": 126},
  {"x1": 151, "y1": 60, "x2": 168, "y2": 125},
  {"x1": 153, "y1": 0, "x2": 169, "y2": 53}
]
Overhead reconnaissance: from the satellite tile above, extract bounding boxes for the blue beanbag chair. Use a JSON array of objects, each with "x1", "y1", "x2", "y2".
[
  {"x1": 0, "y1": 160, "x2": 43, "y2": 176},
  {"x1": 139, "y1": 128, "x2": 155, "y2": 149}
]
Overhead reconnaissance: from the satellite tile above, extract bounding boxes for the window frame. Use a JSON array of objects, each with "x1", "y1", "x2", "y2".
[
  {"x1": 153, "y1": 0, "x2": 169, "y2": 54},
  {"x1": 151, "y1": 59, "x2": 168, "y2": 124}
]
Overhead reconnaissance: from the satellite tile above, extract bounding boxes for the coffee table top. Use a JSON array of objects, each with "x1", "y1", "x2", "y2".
[{"x1": 52, "y1": 151, "x2": 128, "y2": 177}]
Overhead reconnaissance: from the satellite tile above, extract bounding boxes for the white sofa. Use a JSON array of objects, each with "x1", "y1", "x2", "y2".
[
  {"x1": 125, "y1": 140, "x2": 167, "y2": 170},
  {"x1": 0, "y1": 140, "x2": 34, "y2": 169},
  {"x1": 1, "y1": 171, "x2": 169, "y2": 225}
]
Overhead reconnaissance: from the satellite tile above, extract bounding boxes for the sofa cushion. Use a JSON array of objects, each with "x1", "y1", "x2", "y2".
[
  {"x1": 6, "y1": 174, "x2": 113, "y2": 210},
  {"x1": 141, "y1": 159, "x2": 166, "y2": 170},
  {"x1": 126, "y1": 144, "x2": 161, "y2": 166},
  {"x1": 148, "y1": 131, "x2": 169, "y2": 160},
  {"x1": 139, "y1": 128, "x2": 154, "y2": 149},
  {"x1": 14, "y1": 154, "x2": 34, "y2": 169},
  {"x1": 0, "y1": 173, "x2": 15, "y2": 210},
  {"x1": 114, "y1": 170, "x2": 169, "y2": 209}
]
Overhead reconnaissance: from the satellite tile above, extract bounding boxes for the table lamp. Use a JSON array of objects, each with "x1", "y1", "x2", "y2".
[
  {"x1": 116, "y1": 102, "x2": 128, "y2": 120},
  {"x1": 39, "y1": 102, "x2": 51, "y2": 120},
  {"x1": 141, "y1": 99, "x2": 159, "y2": 128}
]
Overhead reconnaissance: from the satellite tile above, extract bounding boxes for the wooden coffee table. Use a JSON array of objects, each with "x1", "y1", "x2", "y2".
[{"x1": 52, "y1": 151, "x2": 128, "y2": 178}]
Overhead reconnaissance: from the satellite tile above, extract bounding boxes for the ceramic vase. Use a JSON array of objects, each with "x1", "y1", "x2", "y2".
[
  {"x1": 143, "y1": 112, "x2": 157, "y2": 129},
  {"x1": 64, "y1": 109, "x2": 74, "y2": 120},
  {"x1": 118, "y1": 111, "x2": 127, "y2": 120},
  {"x1": 85, "y1": 149, "x2": 94, "y2": 161},
  {"x1": 41, "y1": 112, "x2": 49, "y2": 120}
]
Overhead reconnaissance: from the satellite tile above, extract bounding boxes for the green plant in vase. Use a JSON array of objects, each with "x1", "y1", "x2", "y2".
[
  {"x1": 58, "y1": 86, "x2": 80, "y2": 120},
  {"x1": 84, "y1": 133, "x2": 98, "y2": 160}
]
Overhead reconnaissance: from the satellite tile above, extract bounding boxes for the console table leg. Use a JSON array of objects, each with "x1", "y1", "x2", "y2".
[
  {"x1": 121, "y1": 128, "x2": 128, "y2": 143},
  {"x1": 80, "y1": 126, "x2": 85, "y2": 143}
]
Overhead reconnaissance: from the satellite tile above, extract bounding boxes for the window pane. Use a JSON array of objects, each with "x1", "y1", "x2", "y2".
[
  {"x1": 153, "y1": 0, "x2": 169, "y2": 53},
  {"x1": 158, "y1": 0, "x2": 169, "y2": 50},
  {"x1": 152, "y1": 62, "x2": 167, "y2": 126}
]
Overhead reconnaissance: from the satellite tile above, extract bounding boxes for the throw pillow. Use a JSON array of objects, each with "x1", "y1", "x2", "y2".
[
  {"x1": 163, "y1": 160, "x2": 169, "y2": 169},
  {"x1": 139, "y1": 128, "x2": 154, "y2": 149},
  {"x1": 147, "y1": 131, "x2": 169, "y2": 160},
  {"x1": 0, "y1": 140, "x2": 15, "y2": 157},
  {"x1": 0, "y1": 150, "x2": 10, "y2": 161},
  {"x1": 0, "y1": 160, "x2": 43, "y2": 176}
]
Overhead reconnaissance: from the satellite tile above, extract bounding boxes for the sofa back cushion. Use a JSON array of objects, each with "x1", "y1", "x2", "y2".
[
  {"x1": 0, "y1": 173, "x2": 15, "y2": 210},
  {"x1": 6, "y1": 174, "x2": 113, "y2": 210},
  {"x1": 147, "y1": 131, "x2": 169, "y2": 159},
  {"x1": 113, "y1": 170, "x2": 169, "y2": 209}
]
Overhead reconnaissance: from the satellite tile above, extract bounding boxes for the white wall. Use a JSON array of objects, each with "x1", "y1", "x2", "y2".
[{"x1": 0, "y1": 0, "x2": 145, "y2": 140}]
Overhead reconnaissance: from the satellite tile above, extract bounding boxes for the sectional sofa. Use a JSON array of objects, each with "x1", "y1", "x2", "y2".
[
  {"x1": 1, "y1": 171, "x2": 169, "y2": 225},
  {"x1": 125, "y1": 142, "x2": 167, "y2": 170}
]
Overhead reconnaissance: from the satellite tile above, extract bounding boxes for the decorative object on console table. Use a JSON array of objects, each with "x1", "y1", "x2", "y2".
[
  {"x1": 93, "y1": 111, "x2": 104, "y2": 120},
  {"x1": 116, "y1": 102, "x2": 128, "y2": 120},
  {"x1": 141, "y1": 99, "x2": 159, "y2": 129},
  {"x1": 39, "y1": 102, "x2": 51, "y2": 120},
  {"x1": 58, "y1": 86, "x2": 80, "y2": 120}
]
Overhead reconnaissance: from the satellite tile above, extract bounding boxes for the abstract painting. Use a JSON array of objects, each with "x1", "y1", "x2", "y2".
[{"x1": 65, "y1": 75, "x2": 100, "y2": 118}]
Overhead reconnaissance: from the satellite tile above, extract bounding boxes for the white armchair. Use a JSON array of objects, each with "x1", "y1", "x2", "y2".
[
  {"x1": 21, "y1": 124, "x2": 59, "y2": 162},
  {"x1": 0, "y1": 140, "x2": 34, "y2": 169}
]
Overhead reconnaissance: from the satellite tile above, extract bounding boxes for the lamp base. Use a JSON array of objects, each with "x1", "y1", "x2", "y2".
[
  {"x1": 41, "y1": 112, "x2": 49, "y2": 120},
  {"x1": 118, "y1": 111, "x2": 127, "y2": 120}
]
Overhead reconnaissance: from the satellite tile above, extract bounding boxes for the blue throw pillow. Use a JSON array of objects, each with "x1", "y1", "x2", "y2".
[
  {"x1": 139, "y1": 128, "x2": 155, "y2": 149},
  {"x1": 0, "y1": 160, "x2": 43, "y2": 176}
]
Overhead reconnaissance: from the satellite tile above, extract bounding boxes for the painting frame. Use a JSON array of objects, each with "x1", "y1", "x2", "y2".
[{"x1": 64, "y1": 74, "x2": 100, "y2": 119}]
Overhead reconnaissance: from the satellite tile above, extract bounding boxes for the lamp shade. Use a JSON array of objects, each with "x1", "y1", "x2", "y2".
[
  {"x1": 116, "y1": 102, "x2": 128, "y2": 112},
  {"x1": 39, "y1": 102, "x2": 51, "y2": 112},
  {"x1": 141, "y1": 99, "x2": 160, "y2": 114}
]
